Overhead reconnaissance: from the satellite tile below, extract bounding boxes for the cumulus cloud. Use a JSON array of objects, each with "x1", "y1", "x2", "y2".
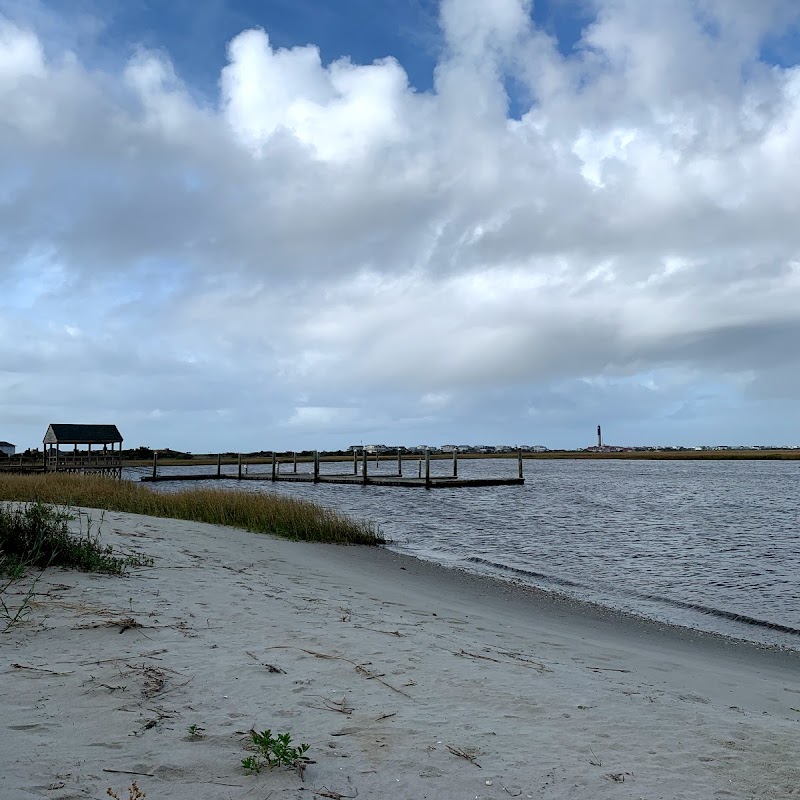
[{"x1": 2, "y1": 1, "x2": 800, "y2": 449}]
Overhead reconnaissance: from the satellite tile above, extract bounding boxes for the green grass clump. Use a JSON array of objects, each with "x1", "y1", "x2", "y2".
[
  {"x1": 0, "y1": 502, "x2": 151, "y2": 577},
  {"x1": 242, "y1": 729, "x2": 311, "y2": 776},
  {"x1": 0, "y1": 474, "x2": 383, "y2": 546}
]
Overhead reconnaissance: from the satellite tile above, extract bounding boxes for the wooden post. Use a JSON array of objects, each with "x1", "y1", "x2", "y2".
[
  {"x1": 314, "y1": 450, "x2": 320, "y2": 482},
  {"x1": 453, "y1": 447, "x2": 458, "y2": 478},
  {"x1": 518, "y1": 449, "x2": 523, "y2": 479},
  {"x1": 55, "y1": 443, "x2": 59, "y2": 471},
  {"x1": 237, "y1": 453, "x2": 242, "y2": 480},
  {"x1": 293, "y1": 452, "x2": 298, "y2": 473},
  {"x1": 217, "y1": 453, "x2": 221, "y2": 477},
  {"x1": 425, "y1": 449, "x2": 431, "y2": 487},
  {"x1": 152, "y1": 452, "x2": 158, "y2": 479},
  {"x1": 271, "y1": 453, "x2": 277, "y2": 481},
  {"x1": 362, "y1": 448, "x2": 368, "y2": 485},
  {"x1": 353, "y1": 449, "x2": 358, "y2": 475},
  {"x1": 418, "y1": 459, "x2": 422, "y2": 478},
  {"x1": 397, "y1": 449, "x2": 402, "y2": 477}
]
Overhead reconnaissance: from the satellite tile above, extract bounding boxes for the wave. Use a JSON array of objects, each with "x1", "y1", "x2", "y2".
[{"x1": 465, "y1": 556, "x2": 800, "y2": 637}]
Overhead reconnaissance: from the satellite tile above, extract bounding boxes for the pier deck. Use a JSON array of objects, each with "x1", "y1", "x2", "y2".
[{"x1": 140, "y1": 472, "x2": 523, "y2": 488}]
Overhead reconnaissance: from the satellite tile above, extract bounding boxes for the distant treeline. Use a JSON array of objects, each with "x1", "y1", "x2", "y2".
[{"x1": 7, "y1": 447, "x2": 800, "y2": 464}]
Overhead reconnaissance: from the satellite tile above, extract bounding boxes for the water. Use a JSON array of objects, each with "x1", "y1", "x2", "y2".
[{"x1": 129, "y1": 458, "x2": 800, "y2": 650}]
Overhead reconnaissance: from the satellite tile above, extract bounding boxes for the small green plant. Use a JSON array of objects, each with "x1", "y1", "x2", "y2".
[
  {"x1": 242, "y1": 729, "x2": 311, "y2": 777},
  {"x1": 187, "y1": 724, "x2": 205, "y2": 739}
]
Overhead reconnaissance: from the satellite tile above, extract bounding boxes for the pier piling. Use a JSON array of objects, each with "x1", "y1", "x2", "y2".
[
  {"x1": 425, "y1": 449, "x2": 431, "y2": 488},
  {"x1": 453, "y1": 448, "x2": 458, "y2": 479},
  {"x1": 152, "y1": 452, "x2": 158, "y2": 479},
  {"x1": 237, "y1": 453, "x2": 242, "y2": 480}
]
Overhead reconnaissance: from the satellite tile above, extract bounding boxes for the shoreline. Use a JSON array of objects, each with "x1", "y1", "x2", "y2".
[
  {"x1": 2, "y1": 510, "x2": 798, "y2": 799},
  {"x1": 381, "y1": 543, "x2": 800, "y2": 654},
  {"x1": 364, "y1": 541, "x2": 800, "y2": 665}
]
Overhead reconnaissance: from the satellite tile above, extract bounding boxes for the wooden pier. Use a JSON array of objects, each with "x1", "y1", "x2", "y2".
[{"x1": 141, "y1": 449, "x2": 525, "y2": 489}]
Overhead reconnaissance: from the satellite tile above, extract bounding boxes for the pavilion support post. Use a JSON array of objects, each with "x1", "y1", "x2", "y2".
[
  {"x1": 217, "y1": 453, "x2": 221, "y2": 478},
  {"x1": 56, "y1": 444, "x2": 59, "y2": 472},
  {"x1": 293, "y1": 452, "x2": 298, "y2": 473},
  {"x1": 425, "y1": 449, "x2": 431, "y2": 488},
  {"x1": 237, "y1": 453, "x2": 242, "y2": 480},
  {"x1": 152, "y1": 452, "x2": 158, "y2": 479},
  {"x1": 518, "y1": 449, "x2": 523, "y2": 480},
  {"x1": 271, "y1": 453, "x2": 277, "y2": 481},
  {"x1": 397, "y1": 449, "x2": 402, "y2": 477},
  {"x1": 362, "y1": 448, "x2": 368, "y2": 485},
  {"x1": 453, "y1": 448, "x2": 458, "y2": 479},
  {"x1": 314, "y1": 451, "x2": 320, "y2": 483}
]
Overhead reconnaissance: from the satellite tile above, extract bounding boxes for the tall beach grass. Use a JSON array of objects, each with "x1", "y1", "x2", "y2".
[{"x1": 0, "y1": 474, "x2": 383, "y2": 546}]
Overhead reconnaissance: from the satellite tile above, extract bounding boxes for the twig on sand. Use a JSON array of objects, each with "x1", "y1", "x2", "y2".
[
  {"x1": 446, "y1": 745, "x2": 481, "y2": 768},
  {"x1": 74, "y1": 617, "x2": 147, "y2": 634},
  {"x1": 266, "y1": 646, "x2": 412, "y2": 698},
  {"x1": 12, "y1": 663, "x2": 74, "y2": 676},
  {"x1": 586, "y1": 667, "x2": 631, "y2": 673},
  {"x1": 102, "y1": 768, "x2": 155, "y2": 777},
  {"x1": 301, "y1": 787, "x2": 359, "y2": 799},
  {"x1": 589, "y1": 747, "x2": 602, "y2": 766},
  {"x1": 455, "y1": 649, "x2": 501, "y2": 664},
  {"x1": 353, "y1": 625, "x2": 405, "y2": 637},
  {"x1": 455, "y1": 649, "x2": 551, "y2": 673},
  {"x1": 375, "y1": 712, "x2": 396, "y2": 721},
  {"x1": 604, "y1": 772, "x2": 633, "y2": 782},
  {"x1": 321, "y1": 696, "x2": 354, "y2": 715},
  {"x1": 79, "y1": 648, "x2": 167, "y2": 666},
  {"x1": 246, "y1": 651, "x2": 286, "y2": 673}
]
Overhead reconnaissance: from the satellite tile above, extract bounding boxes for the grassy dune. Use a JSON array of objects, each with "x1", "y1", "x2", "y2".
[{"x1": 0, "y1": 474, "x2": 383, "y2": 546}]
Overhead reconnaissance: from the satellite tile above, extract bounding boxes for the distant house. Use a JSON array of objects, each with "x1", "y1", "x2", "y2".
[
  {"x1": 0, "y1": 441, "x2": 15, "y2": 457},
  {"x1": 43, "y1": 424, "x2": 123, "y2": 478}
]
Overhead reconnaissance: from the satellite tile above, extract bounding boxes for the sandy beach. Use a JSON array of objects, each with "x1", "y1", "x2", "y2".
[{"x1": 1, "y1": 510, "x2": 798, "y2": 800}]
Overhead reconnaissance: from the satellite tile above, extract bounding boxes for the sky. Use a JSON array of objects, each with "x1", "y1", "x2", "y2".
[{"x1": 2, "y1": 0, "x2": 800, "y2": 453}]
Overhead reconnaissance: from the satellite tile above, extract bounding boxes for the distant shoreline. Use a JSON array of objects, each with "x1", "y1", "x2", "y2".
[
  {"x1": 116, "y1": 448, "x2": 800, "y2": 467},
  {"x1": 4, "y1": 449, "x2": 800, "y2": 472}
]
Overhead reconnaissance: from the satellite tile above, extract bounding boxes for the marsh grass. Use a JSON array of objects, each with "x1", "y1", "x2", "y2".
[
  {"x1": 0, "y1": 474, "x2": 383, "y2": 545},
  {"x1": 0, "y1": 503, "x2": 150, "y2": 577},
  {"x1": 1, "y1": 501, "x2": 153, "y2": 629}
]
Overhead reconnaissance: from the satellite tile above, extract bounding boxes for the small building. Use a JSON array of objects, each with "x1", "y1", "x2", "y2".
[
  {"x1": 0, "y1": 441, "x2": 15, "y2": 457},
  {"x1": 43, "y1": 424, "x2": 123, "y2": 478}
]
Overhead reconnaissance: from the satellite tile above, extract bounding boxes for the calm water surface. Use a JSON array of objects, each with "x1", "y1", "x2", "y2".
[{"x1": 132, "y1": 458, "x2": 800, "y2": 650}]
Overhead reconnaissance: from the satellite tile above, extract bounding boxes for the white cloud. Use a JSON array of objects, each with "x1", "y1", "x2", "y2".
[{"x1": 2, "y1": 0, "x2": 800, "y2": 449}]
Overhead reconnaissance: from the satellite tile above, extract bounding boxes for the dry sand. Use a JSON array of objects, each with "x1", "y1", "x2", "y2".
[{"x1": 1, "y1": 510, "x2": 798, "y2": 800}]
